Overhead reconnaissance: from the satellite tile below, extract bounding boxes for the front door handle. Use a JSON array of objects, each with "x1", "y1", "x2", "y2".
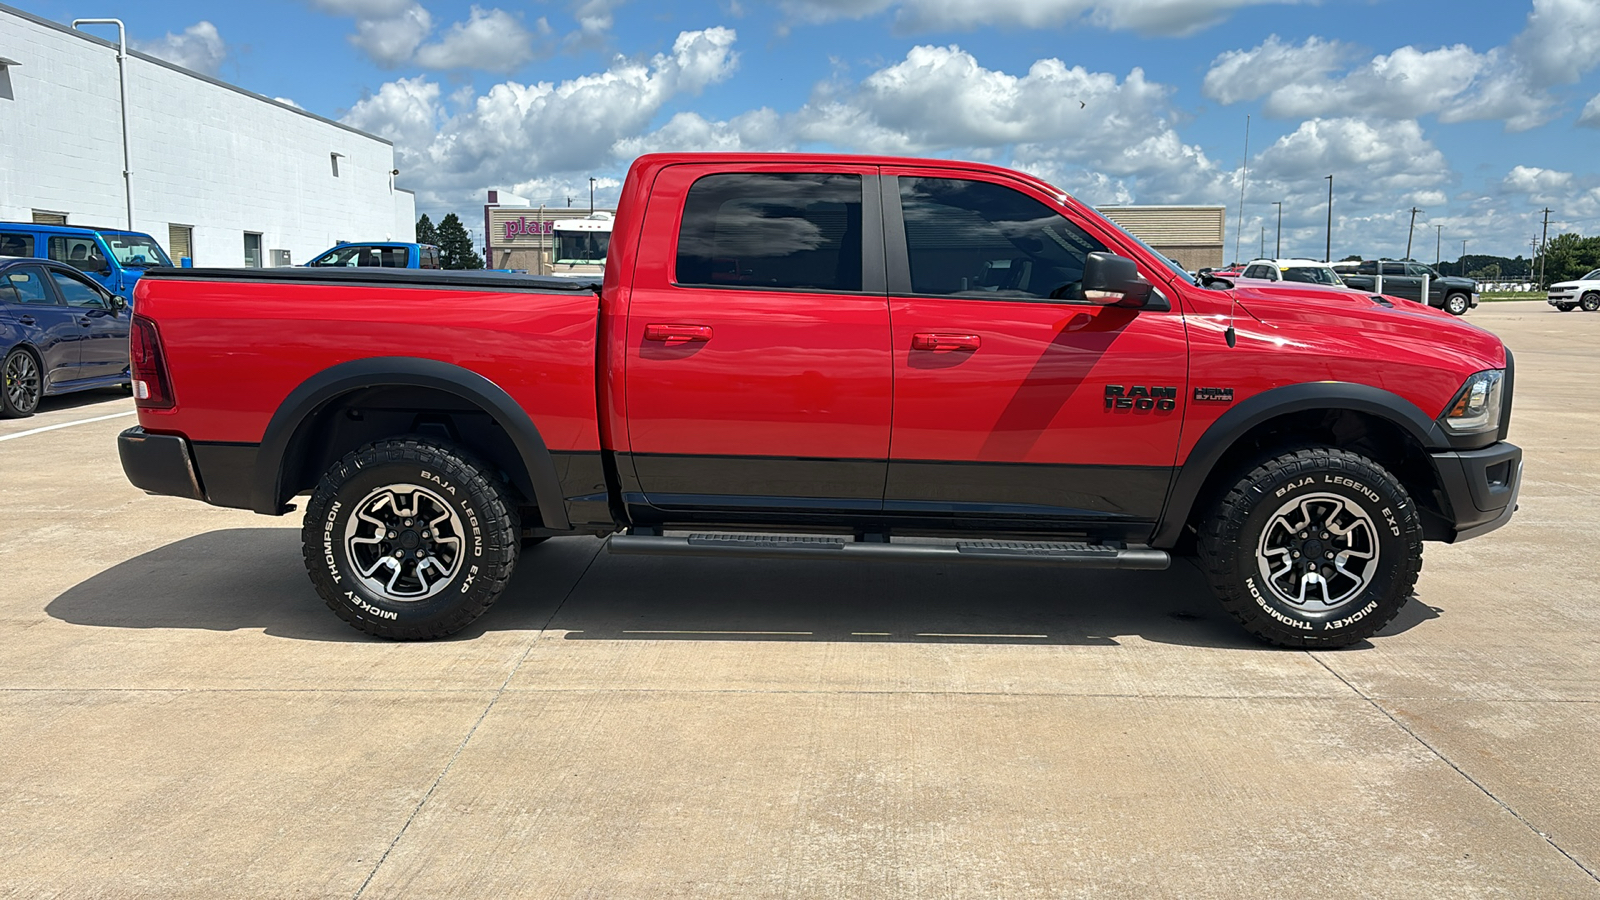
[
  {"x1": 911, "y1": 332, "x2": 981, "y2": 351},
  {"x1": 18, "y1": 315, "x2": 35, "y2": 326},
  {"x1": 79, "y1": 316, "x2": 93, "y2": 327},
  {"x1": 644, "y1": 324, "x2": 714, "y2": 343}
]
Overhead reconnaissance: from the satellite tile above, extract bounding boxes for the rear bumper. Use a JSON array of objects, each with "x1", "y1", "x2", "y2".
[
  {"x1": 118, "y1": 427, "x2": 259, "y2": 509},
  {"x1": 1430, "y1": 442, "x2": 1522, "y2": 542},
  {"x1": 118, "y1": 427, "x2": 204, "y2": 501}
]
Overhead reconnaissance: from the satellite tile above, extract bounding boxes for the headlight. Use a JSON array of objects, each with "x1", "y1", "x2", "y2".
[{"x1": 1441, "y1": 370, "x2": 1504, "y2": 434}]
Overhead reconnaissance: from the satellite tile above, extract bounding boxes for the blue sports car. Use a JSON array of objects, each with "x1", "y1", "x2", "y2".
[{"x1": 1, "y1": 256, "x2": 131, "y2": 418}]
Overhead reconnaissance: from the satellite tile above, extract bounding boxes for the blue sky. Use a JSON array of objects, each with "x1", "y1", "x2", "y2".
[{"x1": 20, "y1": 0, "x2": 1600, "y2": 263}]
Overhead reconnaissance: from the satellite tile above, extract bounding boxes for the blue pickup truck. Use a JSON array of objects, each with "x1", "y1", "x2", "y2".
[
  {"x1": 306, "y1": 242, "x2": 441, "y2": 269},
  {"x1": 0, "y1": 222, "x2": 172, "y2": 305}
]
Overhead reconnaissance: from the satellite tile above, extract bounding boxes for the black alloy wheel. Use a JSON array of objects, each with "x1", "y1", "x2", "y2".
[{"x1": 1, "y1": 348, "x2": 42, "y2": 418}]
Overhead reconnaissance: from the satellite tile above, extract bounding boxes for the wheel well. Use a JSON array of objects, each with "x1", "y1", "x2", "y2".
[
  {"x1": 276, "y1": 384, "x2": 545, "y2": 524},
  {"x1": 1179, "y1": 408, "x2": 1451, "y2": 549}
]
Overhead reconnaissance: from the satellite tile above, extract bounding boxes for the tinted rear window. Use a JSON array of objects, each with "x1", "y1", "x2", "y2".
[
  {"x1": 675, "y1": 173, "x2": 863, "y2": 292},
  {"x1": 0, "y1": 233, "x2": 35, "y2": 258}
]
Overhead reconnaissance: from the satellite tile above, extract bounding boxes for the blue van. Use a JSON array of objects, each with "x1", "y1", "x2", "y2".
[{"x1": 0, "y1": 223, "x2": 173, "y2": 305}]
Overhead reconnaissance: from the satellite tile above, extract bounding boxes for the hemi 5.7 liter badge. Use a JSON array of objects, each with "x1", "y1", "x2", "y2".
[
  {"x1": 1194, "y1": 387, "x2": 1235, "y2": 402},
  {"x1": 1104, "y1": 385, "x2": 1178, "y2": 411}
]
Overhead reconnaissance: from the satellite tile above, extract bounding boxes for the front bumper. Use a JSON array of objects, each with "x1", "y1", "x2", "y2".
[
  {"x1": 1430, "y1": 441, "x2": 1522, "y2": 542},
  {"x1": 118, "y1": 427, "x2": 204, "y2": 501}
]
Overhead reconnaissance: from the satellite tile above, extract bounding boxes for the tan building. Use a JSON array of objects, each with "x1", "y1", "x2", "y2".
[
  {"x1": 482, "y1": 192, "x2": 615, "y2": 272},
  {"x1": 1096, "y1": 205, "x2": 1226, "y2": 272}
]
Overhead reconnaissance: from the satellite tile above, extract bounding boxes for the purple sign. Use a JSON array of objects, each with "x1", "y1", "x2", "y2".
[{"x1": 503, "y1": 217, "x2": 554, "y2": 241}]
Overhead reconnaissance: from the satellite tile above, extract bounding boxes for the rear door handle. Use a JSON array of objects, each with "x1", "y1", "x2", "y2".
[
  {"x1": 644, "y1": 324, "x2": 714, "y2": 343},
  {"x1": 911, "y1": 332, "x2": 981, "y2": 351}
]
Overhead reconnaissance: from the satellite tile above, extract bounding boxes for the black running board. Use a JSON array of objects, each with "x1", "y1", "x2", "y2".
[{"x1": 607, "y1": 533, "x2": 1169, "y2": 570}]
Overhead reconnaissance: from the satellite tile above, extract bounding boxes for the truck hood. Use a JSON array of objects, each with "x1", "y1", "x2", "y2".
[{"x1": 1228, "y1": 281, "x2": 1506, "y2": 371}]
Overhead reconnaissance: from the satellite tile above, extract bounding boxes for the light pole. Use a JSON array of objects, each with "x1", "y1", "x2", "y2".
[
  {"x1": 72, "y1": 19, "x2": 133, "y2": 230},
  {"x1": 1461, "y1": 239, "x2": 1468, "y2": 276},
  {"x1": 589, "y1": 177, "x2": 597, "y2": 214},
  {"x1": 1324, "y1": 175, "x2": 1334, "y2": 262},
  {"x1": 1435, "y1": 224, "x2": 1442, "y2": 268},
  {"x1": 1273, "y1": 201, "x2": 1282, "y2": 258},
  {"x1": 1260, "y1": 226, "x2": 1265, "y2": 258},
  {"x1": 1405, "y1": 206, "x2": 1420, "y2": 261}
]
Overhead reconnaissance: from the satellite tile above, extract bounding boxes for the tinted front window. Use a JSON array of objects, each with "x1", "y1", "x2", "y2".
[
  {"x1": 377, "y1": 247, "x2": 408, "y2": 267},
  {"x1": 1283, "y1": 267, "x2": 1342, "y2": 285},
  {"x1": 555, "y1": 231, "x2": 610, "y2": 264},
  {"x1": 1381, "y1": 262, "x2": 1406, "y2": 276},
  {"x1": 311, "y1": 246, "x2": 363, "y2": 267},
  {"x1": 898, "y1": 177, "x2": 1107, "y2": 301},
  {"x1": 676, "y1": 173, "x2": 862, "y2": 292},
  {"x1": 49, "y1": 270, "x2": 108, "y2": 308},
  {"x1": 4, "y1": 270, "x2": 55, "y2": 305},
  {"x1": 48, "y1": 236, "x2": 107, "y2": 271},
  {"x1": 0, "y1": 233, "x2": 35, "y2": 258}
]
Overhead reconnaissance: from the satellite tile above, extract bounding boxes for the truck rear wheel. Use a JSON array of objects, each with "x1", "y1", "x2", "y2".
[
  {"x1": 1197, "y1": 448, "x2": 1422, "y2": 648},
  {"x1": 301, "y1": 437, "x2": 519, "y2": 640}
]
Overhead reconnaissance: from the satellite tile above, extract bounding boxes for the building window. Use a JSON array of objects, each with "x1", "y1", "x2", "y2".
[
  {"x1": 168, "y1": 225, "x2": 193, "y2": 264},
  {"x1": 243, "y1": 232, "x2": 263, "y2": 268},
  {"x1": 32, "y1": 210, "x2": 67, "y2": 226}
]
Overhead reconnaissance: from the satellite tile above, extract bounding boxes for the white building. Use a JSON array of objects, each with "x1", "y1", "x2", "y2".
[{"x1": 0, "y1": 4, "x2": 414, "y2": 267}]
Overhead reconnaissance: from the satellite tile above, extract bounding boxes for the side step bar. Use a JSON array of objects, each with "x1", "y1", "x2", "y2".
[{"x1": 607, "y1": 533, "x2": 1169, "y2": 570}]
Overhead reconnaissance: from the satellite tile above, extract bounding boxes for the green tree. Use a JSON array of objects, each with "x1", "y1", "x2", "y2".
[
  {"x1": 1541, "y1": 233, "x2": 1600, "y2": 286},
  {"x1": 436, "y1": 213, "x2": 484, "y2": 270},
  {"x1": 415, "y1": 213, "x2": 439, "y2": 247}
]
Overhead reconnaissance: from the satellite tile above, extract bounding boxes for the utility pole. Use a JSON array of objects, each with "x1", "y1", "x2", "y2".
[
  {"x1": 1273, "y1": 201, "x2": 1283, "y2": 258},
  {"x1": 589, "y1": 177, "x2": 597, "y2": 214},
  {"x1": 566, "y1": 196, "x2": 574, "y2": 208},
  {"x1": 1233, "y1": 115, "x2": 1250, "y2": 265},
  {"x1": 1435, "y1": 224, "x2": 1442, "y2": 268},
  {"x1": 1260, "y1": 226, "x2": 1265, "y2": 258},
  {"x1": 1405, "y1": 207, "x2": 1420, "y2": 261},
  {"x1": 1325, "y1": 175, "x2": 1334, "y2": 262},
  {"x1": 1461, "y1": 239, "x2": 1468, "y2": 275},
  {"x1": 1539, "y1": 207, "x2": 1552, "y2": 288}
]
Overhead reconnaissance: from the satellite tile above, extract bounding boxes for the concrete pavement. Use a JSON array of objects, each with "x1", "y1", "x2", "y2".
[{"x1": 0, "y1": 303, "x2": 1596, "y2": 898}]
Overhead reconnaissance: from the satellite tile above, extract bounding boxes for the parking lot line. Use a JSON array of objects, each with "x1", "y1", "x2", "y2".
[{"x1": 0, "y1": 410, "x2": 136, "y2": 443}]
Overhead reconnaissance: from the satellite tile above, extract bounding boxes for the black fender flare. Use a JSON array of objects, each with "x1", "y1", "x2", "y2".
[
  {"x1": 1150, "y1": 382, "x2": 1448, "y2": 548},
  {"x1": 251, "y1": 356, "x2": 571, "y2": 529}
]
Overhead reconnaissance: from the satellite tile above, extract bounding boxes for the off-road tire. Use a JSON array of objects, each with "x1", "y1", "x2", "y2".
[
  {"x1": 1198, "y1": 448, "x2": 1423, "y2": 648},
  {"x1": 301, "y1": 437, "x2": 519, "y2": 639},
  {"x1": 1555, "y1": 303, "x2": 1576, "y2": 312},
  {"x1": 1581, "y1": 292, "x2": 1600, "y2": 312},
  {"x1": 1, "y1": 348, "x2": 42, "y2": 418},
  {"x1": 1444, "y1": 293, "x2": 1471, "y2": 316}
]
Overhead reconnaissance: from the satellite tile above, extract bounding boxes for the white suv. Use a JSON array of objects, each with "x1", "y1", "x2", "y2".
[
  {"x1": 1548, "y1": 269, "x2": 1600, "y2": 312},
  {"x1": 1237, "y1": 258, "x2": 1348, "y2": 287}
]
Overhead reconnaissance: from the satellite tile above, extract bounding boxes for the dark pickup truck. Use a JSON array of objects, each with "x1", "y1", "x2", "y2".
[
  {"x1": 1337, "y1": 260, "x2": 1479, "y2": 316},
  {"x1": 118, "y1": 152, "x2": 1521, "y2": 649}
]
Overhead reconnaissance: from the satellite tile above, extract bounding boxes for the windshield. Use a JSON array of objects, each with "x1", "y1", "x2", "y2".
[
  {"x1": 554, "y1": 230, "x2": 609, "y2": 264},
  {"x1": 98, "y1": 231, "x2": 172, "y2": 267},
  {"x1": 1584, "y1": 269, "x2": 1600, "y2": 281},
  {"x1": 1282, "y1": 266, "x2": 1344, "y2": 286}
]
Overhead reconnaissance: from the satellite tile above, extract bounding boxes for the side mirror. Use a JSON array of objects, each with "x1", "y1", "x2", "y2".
[
  {"x1": 110, "y1": 294, "x2": 127, "y2": 311},
  {"x1": 1083, "y1": 251, "x2": 1155, "y2": 308}
]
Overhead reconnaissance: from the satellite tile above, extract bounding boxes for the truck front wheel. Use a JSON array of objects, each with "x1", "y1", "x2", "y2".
[
  {"x1": 300, "y1": 437, "x2": 519, "y2": 639},
  {"x1": 1444, "y1": 293, "x2": 1471, "y2": 315},
  {"x1": 1197, "y1": 448, "x2": 1422, "y2": 648}
]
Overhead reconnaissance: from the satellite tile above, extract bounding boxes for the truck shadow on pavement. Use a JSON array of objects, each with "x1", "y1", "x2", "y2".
[{"x1": 46, "y1": 529, "x2": 1440, "y2": 649}]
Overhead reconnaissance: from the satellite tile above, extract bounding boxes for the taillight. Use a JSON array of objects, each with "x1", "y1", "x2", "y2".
[{"x1": 129, "y1": 315, "x2": 175, "y2": 409}]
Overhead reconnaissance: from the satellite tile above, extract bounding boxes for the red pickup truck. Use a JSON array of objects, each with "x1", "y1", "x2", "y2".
[{"x1": 118, "y1": 153, "x2": 1521, "y2": 647}]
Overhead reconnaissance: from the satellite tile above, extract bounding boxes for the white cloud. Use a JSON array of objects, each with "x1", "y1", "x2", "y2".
[
  {"x1": 780, "y1": 0, "x2": 1301, "y2": 35},
  {"x1": 414, "y1": 6, "x2": 543, "y2": 72},
  {"x1": 568, "y1": 0, "x2": 626, "y2": 48},
  {"x1": 1579, "y1": 93, "x2": 1600, "y2": 128},
  {"x1": 134, "y1": 21, "x2": 226, "y2": 76},
  {"x1": 1203, "y1": 0, "x2": 1600, "y2": 132},
  {"x1": 344, "y1": 27, "x2": 739, "y2": 205},
  {"x1": 274, "y1": 96, "x2": 304, "y2": 109},
  {"x1": 349, "y1": 2, "x2": 433, "y2": 67}
]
